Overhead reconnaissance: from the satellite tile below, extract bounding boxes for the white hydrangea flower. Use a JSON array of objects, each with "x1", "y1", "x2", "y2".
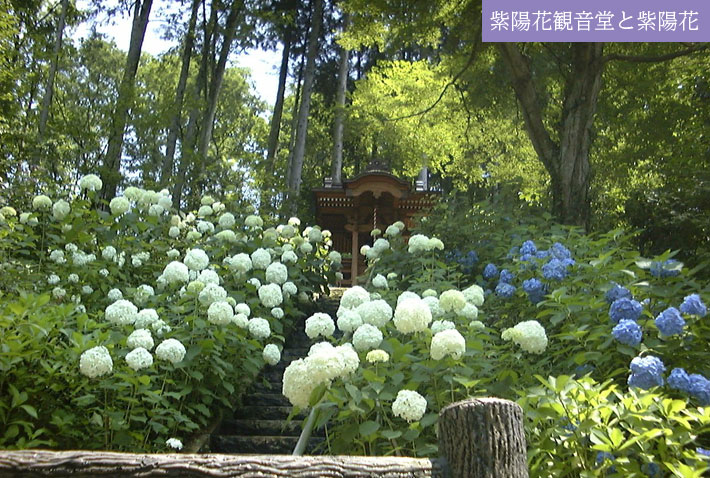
[
  {"x1": 78, "y1": 174, "x2": 102, "y2": 191},
  {"x1": 372, "y1": 274, "x2": 388, "y2": 289},
  {"x1": 271, "y1": 307, "x2": 284, "y2": 319},
  {"x1": 502, "y1": 320, "x2": 548, "y2": 354},
  {"x1": 439, "y1": 290, "x2": 466, "y2": 313},
  {"x1": 49, "y1": 249, "x2": 66, "y2": 264},
  {"x1": 397, "y1": 291, "x2": 421, "y2": 305},
  {"x1": 340, "y1": 286, "x2": 370, "y2": 309},
  {"x1": 300, "y1": 242, "x2": 313, "y2": 254},
  {"x1": 232, "y1": 313, "x2": 249, "y2": 328},
  {"x1": 158, "y1": 195, "x2": 172, "y2": 210},
  {"x1": 105, "y1": 299, "x2": 138, "y2": 325},
  {"x1": 281, "y1": 250, "x2": 298, "y2": 264},
  {"x1": 307, "y1": 228, "x2": 323, "y2": 243},
  {"x1": 463, "y1": 284, "x2": 485, "y2": 307},
  {"x1": 263, "y1": 344, "x2": 281, "y2": 366},
  {"x1": 235, "y1": 303, "x2": 251, "y2": 317},
  {"x1": 288, "y1": 216, "x2": 301, "y2": 227},
  {"x1": 0, "y1": 206, "x2": 16, "y2": 217},
  {"x1": 244, "y1": 215, "x2": 263, "y2": 228},
  {"x1": 372, "y1": 238, "x2": 390, "y2": 254},
  {"x1": 207, "y1": 300, "x2": 233, "y2": 325},
  {"x1": 469, "y1": 320, "x2": 485, "y2": 331},
  {"x1": 248, "y1": 277, "x2": 261, "y2": 288},
  {"x1": 165, "y1": 437, "x2": 183, "y2": 450},
  {"x1": 134, "y1": 284, "x2": 154, "y2": 305},
  {"x1": 327, "y1": 250, "x2": 342, "y2": 264},
  {"x1": 131, "y1": 251, "x2": 150, "y2": 267},
  {"x1": 366, "y1": 349, "x2": 390, "y2": 363},
  {"x1": 430, "y1": 329, "x2": 465, "y2": 360},
  {"x1": 81, "y1": 285, "x2": 93, "y2": 295},
  {"x1": 355, "y1": 299, "x2": 393, "y2": 328},
  {"x1": 61, "y1": 224, "x2": 71, "y2": 232},
  {"x1": 20, "y1": 212, "x2": 38, "y2": 225},
  {"x1": 281, "y1": 358, "x2": 312, "y2": 408},
  {"x1": 133, "y1": 309, "x2": 159, "y2": 328},
  {"x1": 201, "y1": 195, "x2": 215, "y2": 206},
  {"x1": 166, "y1": 249, "x2": 180, "y2": 259},
  {"x1": 197, "y1": 269, "x2": 220, "y2": 285},
  {"x1": 168, "y1": 226, "x2": 180, "y2": 238},
  {"x1": 248, "y1": 317, "x2": 271, "y2": 339},
  {"x1": 161, "y1": 261, "x2": 189, "y2": 284},
  {"x1": 305, "y1": 313, "x2": 335, "y2": 339},
  {"x1": 47, "y1": 274, "x2": 60, "y2": 285},
  {"x1": 151, "y1": 319, "x2": 171, "y2": 336},
  {"x1": 218, "y1": 212, "x2": 235, "y2": 228},
  {"x1": 258, "y1": 283, "x2": 283, "y2": 308},
  {"x1": 431, "y1": 320, "x2": 456, "y2": 334},
  {"x1": 148, "y1": 204, "x2": 164, "y2": 216},
  {"x1": 123, "y1": 187, "x2": 142, "y2": 201},
  {"x1": 68, "y1": 273, "x2": 79, "y2": 283},
  {"x1": 197, "y1": 205, "x2": 213, "y2": 217},
  {"x1": 186, "y1": 230, "x2": 201, "y2": 241},
  {"x1": 422, "y1": 289, "x2": 437, "y2": 298},
  {"x1": 125, "y1": 347, "x2": 153, "y2": 371},
  {"x1": 155, "y1": 338, "x2": 186, "y2": 364},
  {"x1": 127, "y1": 328, "x2": 154, "y2": 350},
  {"x1": 198, "y1": 283, "x2": 227, "y2": 306},
  {"x1": 282, "y1": 281, "x2": 297, "y2": 298},
  {"x1": 73, "y1": 250, "x2": 97, "y2": 267},
  {"x1": 32, "y1": 195, "x2": 52, "y2": 210},
  {"x1": 251, "y1": 248, "x2": 271, "y2": 270},
  {"x1": 422, "y1": 296, "x2": 444, "y2": 318},
  {"x1": 392, "y1": 390, "x2": 427, "y2": 422},
  {"x1": 352, "y1": 323, "x2": 383, "y2": 352},
  {"x1": 79, "y1": 345, "x2": 113, "y2": 378},
  {"x1": 265, "y1": 262, "x2": 288, "y2": 285},
  {"x1": 52, "y1": 287, "x2": 66, "y2": 299},
  {"x1": 458, "y1": 303, "x2": 479, "y2": 320},
  {"x1": 393, "y1": 297, "x2": 432, "y2": 334},
  {"x1": 107, "y1": 288, "x2": 123, "y2": 302},
  {"x1": 184, "y1": 248, "x2": 209, "y2": 271},
  {"x1": 337, "y1": 308, "x2": 363, "y2": 333},
  {"x1": 52, "y1": 199, "x2": 70, "y2": 221},
  {"x1": 385, "y1": 224, "x2": 400, "y2": 237},
  {"x1": 337, "y1": 343, "x2": 360, "y2": 375},
  {"x1": 214, "y1": 230, "x2": 236, "y2": 242},
  {"x1": 99, "y1": 268, "x2": 109, "y2": 277},
  {"x1": 229, "y1": 253, "x2": 253, "y2": 274},
  {"x1": 196, "y1": 220, "x2": 213, "y2": 234},
  {"x1": 102, "y1": 246, "x2": 117, "y2": 261},
  {"x1": 407, "y1": 234, "x2": 431, "y2": 254},
  {"x1": 428, "y1": 238, "x2": 445, "y2": 250}
]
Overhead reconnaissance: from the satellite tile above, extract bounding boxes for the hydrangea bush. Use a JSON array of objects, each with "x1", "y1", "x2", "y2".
[{"x1": 0, "y1": 177, "x2": 339, "y2": 451}]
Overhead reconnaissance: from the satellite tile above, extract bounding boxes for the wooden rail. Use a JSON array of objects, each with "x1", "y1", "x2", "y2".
[{"x1": 0, "y1": 398, "x2": 528, "y2": 478}]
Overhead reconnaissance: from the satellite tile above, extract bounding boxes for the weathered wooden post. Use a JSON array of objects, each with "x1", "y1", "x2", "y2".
[{"x1": 438, "y1": 397, "x2": 528, "y2": 478}]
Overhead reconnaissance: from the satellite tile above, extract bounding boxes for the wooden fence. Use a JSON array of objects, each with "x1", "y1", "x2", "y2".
[{"x1": 0, "y1": 397, "x2": 528, "y2": 478}]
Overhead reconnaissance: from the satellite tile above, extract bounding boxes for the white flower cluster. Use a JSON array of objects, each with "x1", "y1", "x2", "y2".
[
  {"x1": 134, "y1": 284, "x2": 154, "y2": 305},
  {"x1": 430, "y1": 329, "x2": 465, "y2": 360},
  {"x1": 251, "y1": 248, "x2": 271, "y2": 269},
  {"x1": 226, "y1": 253, "x2": 252, "y2": 274},
  {"x1": 340, "y1": 286, "x2": 370, "y2": 309},
  {"x1": 105, "y1": 299, "x2": 138, "y2": 325},
  {"x1": 258, "y1": 283, "x2": 283, "y2": 308},
  {"x1": 366, "y1": 349, "x2": 390, "y2": 363},
  {"x1": 218, "y1": 212, "x2": 235, "y2": 228},
  {"x1": 281, "y1": 250, "x2": 298, "y2": 264},
  {"x1": 355, "y1": 299, "x2": 393, "y2": 328},
  {"x1": 245, "y1": 215, "x2": 263, "y2": 228},
  {"x1": 352, "y1": 323, "x2": 383, "y2": 352},
  {"x1": 502, "y1": 320, "x2": 548, "y2": 354},
  {"x1": 207, "y1": 301, "x2": 233, "y2": 325},
  {"x1": 392, "y1": 389, "x2": 427, "y2": 422},
  {"x1": 371, "y1": 274, "x2": 388, "y2": 289},
  {"x1": 265, "y1": 262, "x2": 288, "y2": 285},
  {"x1": 282, "y1": 342, "x2": 359, "y2": 408},
  {"x1": 125, "y1": 347, "x2": 153, "y2": 371},
  {"x1": 328, "y1": 250, "x2": 342, "y2": 265},
  {"x1": 79, "y1": 345, "x2": 113, "y2": 378},
  {"x1": 78, "y1": 174, "x2": 103, "y2": 191},
  {"x1": 305, "y1": 313, "x2": 335, "y2": 339},
  {"x1": 439, "y1": 290, "x2": 466, "y2": 312},
  {"x1": 131, "y1": 251, "x2": 150, "y2": 267},
  {"x1": 127, "y1": 328, "x2": 154, "y2": 350},
  {"x1": 184, "y1": 248, "x2": 209, "y2": 271},
  {"x1": 263, "y1": 344, "x2": 281, "y2": 366},
  {"x1": 109, "y1": 196, "x2": 130, "y2": 216},
  {"x1": 198, "y1": 283, "x2": 227, "y2": 306},
  {"x1": 155, "y1": 338, "x2": 186, "y2": 364},
  {"x1": 50, "y1": 249, "x2": 66, "y2": 264},
  {"x1": 393, "y1": 296, "x2": 432, "y2": 334},
  {"x1": 248, "y1": 317, "x2": 271, "y2": 339},
  {"x1": 166, "y1": 438, "x2": 183, "y2": 450},
  {"x1": 431, "y1": 320, "x2": 456, "y2": 334},
  {"x1": 336, "y1": 308, "x2": 363, "y2": 333},
  {"x1": 52, "y1": 199, "x2": 70, "y2": 221},
  {"x1": 407, "y1": 234, "x2": 444, "y2": 254},
  {"x1": 108, "y1": 288, "x2": 123, "y2": 302},
  {"x1": 462, "y1": 284, "x2": 485, "y2": 307}
]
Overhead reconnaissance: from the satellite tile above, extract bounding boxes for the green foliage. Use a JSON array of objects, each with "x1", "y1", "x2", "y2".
[{"x1": 0, "y1": 180, "x2": 338, "y2": 451}]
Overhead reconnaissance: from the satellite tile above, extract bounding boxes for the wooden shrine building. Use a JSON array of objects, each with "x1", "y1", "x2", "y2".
[{"x1": 314, "y1": 161, "x2": 439, "y2": 285}]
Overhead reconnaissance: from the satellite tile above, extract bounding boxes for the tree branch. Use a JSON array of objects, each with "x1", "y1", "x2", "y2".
[
  {"x1": 603, "y1": 43, "x2": 709, "y2": 64},
  {"x1": 385, "y1": 26, "x2": 481, "y2": 122}
]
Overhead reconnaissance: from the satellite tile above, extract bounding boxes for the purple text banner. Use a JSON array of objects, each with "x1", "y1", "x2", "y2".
[{"x1": 482, "y1": 0, "x2": 709, "y2": 42}]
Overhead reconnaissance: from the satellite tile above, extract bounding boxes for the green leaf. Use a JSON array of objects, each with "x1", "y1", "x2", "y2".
[
  {"x1": 20, "y1": 404, "x2": 38, "y2": 419},
  {"x1": 359, "y1": 420, "x2": 380, "y2": 436}
]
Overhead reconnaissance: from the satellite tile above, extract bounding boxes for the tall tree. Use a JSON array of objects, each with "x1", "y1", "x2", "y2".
[
  {"x1": 285, "y1": 0, "x2": 323, "y2": 215},
  {"x1": 329, "y1": 12, "x2": 349, "y2": 185},
  {"x1": 265, "y1": 24, "x2": 293, "y2": 170},
  {"x1": 37, "y1": 0, "x2": 69, "y2": 144},
  {"x1": 159, "y1": 0, "x2": 201, "y2": 186},
  {"x1": 100, "y1": 0, "x2": 154, "y2": 201}
]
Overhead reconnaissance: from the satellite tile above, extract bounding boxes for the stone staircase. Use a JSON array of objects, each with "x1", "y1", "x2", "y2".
[{"x1": 210, "y1": 291, "x2": 345, "y2": 454}]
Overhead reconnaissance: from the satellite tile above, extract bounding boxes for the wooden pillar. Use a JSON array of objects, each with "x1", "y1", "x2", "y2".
[
  {"x1": 438, "y1": 398, "x2": 528, "y2": 478},
  {"x1": 350, "y1": 227, "x2": 358, "y2": 285}
]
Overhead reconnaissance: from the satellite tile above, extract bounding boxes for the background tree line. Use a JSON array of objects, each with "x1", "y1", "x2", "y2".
[{"x1": 0, "y1": 0, "x2": 708, "y2": 262}]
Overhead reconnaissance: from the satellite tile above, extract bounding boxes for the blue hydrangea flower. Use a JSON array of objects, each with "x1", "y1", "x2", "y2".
[
  {"x1": 628, "y1": 355, "x2": 665, "y2": 390},
  {"x1": 574, "y1": 364, "x2": 594, "y2": 378},
  {"x1": 595, "y1": 451, "x2": 617, "y2": 473},
  {"x1": 520, "y1": 240, "x2": 537, "y2": 256},
  {"x1": 506, "y1": 246, "x2": 519, "y2": 259},
  {"x1": 680, "y1": 293, "x2": 707, "y2": 317},
  {"x1": 542, "y1": 258, "x2": 568, "y2": 281},
  {"x1": 550, "y1": 242, "x2": 572, "y2": 260},
  {"x1": 650, "y1": 259, "x2": 681, "y2": 278},
  {"x1": 519, "y1": 253, "x2": 535, "y2": 262},
  {"x1": 654, "y1": 307, "x2": 685, "y2": 336},
  {"x1": 535, "y1": 250, "x2": 550, "y2": 259},
  {"x1": 482, "y1": 263, "x2": 498, "y2": 280},
  {"x1": 668, "y1": 368, "x2": 691, "y2": 393},
  {"x1": 499, "y1": 269, "x2": 515, "y2": 284},
  {"x1": 641, "y1": 462, "x2": 660, "y2": 477},
  {"x1": 523, "y1": 278, "x2": 546, "y2": 304},
  {"x1": 612, "y1": 320, "x2": 642, "y2": 346},
  {"x1": 698, "y1": 447, "x2": 710, "y2": 457},
  {"x1": 495, "y1": 282, "x2": 516, "y2": 298},
  {"x1": 689, "y1": 374, "x2": 710, "y2": 405},
  {"x1": 605, "y1": 284, "x2": 632, "y2": 304},
  {"x1": 609, "y1": 298, "x2": 643, "y2": 324}
]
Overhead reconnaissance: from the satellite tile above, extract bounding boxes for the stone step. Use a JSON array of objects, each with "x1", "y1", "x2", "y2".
[
  {"x1": 233, "y1": 405, "x2": 305, "y2": 421},
  {"x1": 241, "y1": 392, "x2": 291, "y2": 407},
  {"x1": 218, "y1": 418, "x2": 325, "y2": 437},
  {"x1": 211, "y1": 435, "x2": 326, "y2": 454}
]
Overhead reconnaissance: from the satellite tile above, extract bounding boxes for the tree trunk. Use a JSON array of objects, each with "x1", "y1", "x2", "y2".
[
  {"x1": 172, "y1": 0, "x2": 218, "y2": 209},
  {"x1": 285, "y1": 0, "x2": 323, "y2": 216},
  {"x1": 192, "y1": 0, "x2": 244, "y2": 198},
  {"x1": 438, "y1": 398, "x2": 528, "y2": 478},
  {"x1": 497, "y1": 42, "x2": 603, "y2": 228},
  {"x1": 265, "y1": 25, "x2": 293, "y2": 170},
  {"x1": 329, "y1": 13, "x2": 349, "y2": 186},
  {"x1": 0, "y1": 451, "x2": 448, "y2": 477},
  {"x1": 283, "y1": 26, "x2": 307, "y2": 204},
  {"x1": 100, "y1": 0, "x2": 154, "y2": 201},
  {"x1": 159, "y1": 0, "x2": 201, "y2": 187},
  {"x1": 37, "y1": 0, "x2": 68, "y2": 173}
]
